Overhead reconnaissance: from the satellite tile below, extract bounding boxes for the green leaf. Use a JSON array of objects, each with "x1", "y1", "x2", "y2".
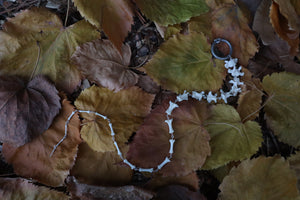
[
  {"x1": 144, "y1": 33, "x2": 225, "y2": 93},
  {"x1": 0, "y1": 8, "x2": 100, "y2": 93},
  {"x1": 203, "y1": 104, "x2": 263, "y2": 169},
  {"x1": 136, "y1": 0, "x2": 209, "y2": 26},
  {"x1": 219, "y1": 156, "x2": 300, "y2": 200},
  {"x1": 262, "y1": 72, "x2": 300, "y2": 147}
]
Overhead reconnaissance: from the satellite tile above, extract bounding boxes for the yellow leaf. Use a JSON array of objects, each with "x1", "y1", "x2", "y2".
[
  {"x1": 219, "y1": 156, "x2": 300, "y2": 200},
  {"x1": 144, "y1": 33, "x2": 225, "y2": 93},
  {"x1": 72, "y1": 0, "x2": 134, "y2": 50},
  {"x1": 0, "y1": 8, "x2": 100, "y2": 93},
  {"x1": 74, "y1": 85, "x2": 154, "y2": 152}
]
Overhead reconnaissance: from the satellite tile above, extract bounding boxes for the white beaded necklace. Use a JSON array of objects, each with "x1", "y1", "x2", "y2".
[{"x1": 51, "y1": 38, "x2": 245, "y2": 173}]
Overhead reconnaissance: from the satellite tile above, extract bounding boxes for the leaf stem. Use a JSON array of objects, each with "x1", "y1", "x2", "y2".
[{"x1": 64, "y1": 0, "x2": 70, "y2": 27}]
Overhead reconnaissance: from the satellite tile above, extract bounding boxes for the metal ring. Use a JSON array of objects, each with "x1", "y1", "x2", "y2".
[{"x1": 211, "y1": 38, "x2": 233, "y2": 60}]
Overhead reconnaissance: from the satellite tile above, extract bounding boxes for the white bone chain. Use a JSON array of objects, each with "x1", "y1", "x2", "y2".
[{"x1": 50, "y1": 38, "x2": 245, "y2": 173}]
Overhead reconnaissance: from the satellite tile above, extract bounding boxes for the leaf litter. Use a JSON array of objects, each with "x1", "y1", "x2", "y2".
[{"x1": 0, "y1": 0, "x2": 300, "y2": 199}]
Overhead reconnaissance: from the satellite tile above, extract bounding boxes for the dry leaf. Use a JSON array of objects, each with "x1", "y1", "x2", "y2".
[
  {"x1": 203, "y1": 104, "x2": 263, "y2": 170},
  {"x1": 253, "y1": 0, "x2": 277, "y2": 45},
  {"x1": 188, "y1": 12, "x2": 212, "y2": 39},
  {"x1": 211, "y1": 3, "x2": 258, "y2": 66},
  {"x1": 237, "y1": 88, "x2": 262, "y2": 122},
  {"x1": 0, "y1": 8, "x2": 100, "y2": 93},
  {"x1": 136, "y1": 74, "x2": 160, "y2": 94},
  {"x1": 0, "y1": 75, "x2": 60, "y2": 147},
  {"x1": 144, "y1": 33, "x2": 225, "y2": 93},
  {"x1": 71, "y1": 143, "x2": 133, "y2": 186},
  {"x1": 127, "y1": 97, "x2": 211, "y2": 176},
  {"x1": 74, "y1": 85, "x2": 154, "y2": 152},
  {"x1": 136, "y1": 0, "x2": 209, "y2": 26},
  {"x1": 289, "y1": 152, "x2": 300, "y2": 191},
  {"x1": 72, "y1": 0, "x2": 134, "y2": 51},
  {"x1": 154, "y1": 185, "x2": 207, "y2": 200},
  {"x1": 71, "y1": 39, "x2": 138, "y2": 91},
  {"x1": 262, "y1": 72, "x2": 300, "y2": 147},
  {"x1": 145, "y1": 172, "x2": 199, "y2": 191},
  {"x1": 2, "y1": 97, "x2": 81, "y2": 187},
  {"x1": 270, "y1": 1, "x2": 299, "y2": 55},
  {"x1": 0, "y1": 178, "x2": 69, "y2": 200},
  {"x1": 219, "y1": 156, "x2": 299, "y2": 200},
  {"x1": 67, "y1": 176, "x2": 154, "y2": 200}
]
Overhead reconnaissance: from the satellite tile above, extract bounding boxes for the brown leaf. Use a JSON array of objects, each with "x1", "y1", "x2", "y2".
[
  {"x1": 145, "y1": 172, "x2": 199, "y2": 191},
  {"x1": 127, "y1": 97, "x2": 211, "y2": 176},
  {"x1": 0, "y1": 178, "x2": 69, "y2": 200},
  {"x1": 211, "y1": 4, "x2": 258, "y2": 66},
  {"x1": 154, "y1": 185, "x2": 207, "y2": 200},
  {"x1": 67, "y1": 176, "x2": 154, "y2": 200},
  {"x1": 72, "y1": 0, "x2": 134, "y2": 51},
  {"x1": 136, "y1": 75, "x2": 160, "y2": 94},
  {"x1": 270, "y1": 1, "x2": 300, "y2": 55},
  {"x1": 237, "y1": 88, "x2": 262, "y2": 122},
  {"x1": 71, "y1": 143, "x2": 133, "y2": 186},
  {"x1": 71, "y1": 39, "x2": 138, "y2": 91},
  {"x1": 2, "y1": 97, "x2": 81, "y2": 187},
  {"x1": 0, "y1": 75, "x2": 60, "y2": 147},
  {"x1": 253, "y1": 0, "x2": 277, "y2": 45}
]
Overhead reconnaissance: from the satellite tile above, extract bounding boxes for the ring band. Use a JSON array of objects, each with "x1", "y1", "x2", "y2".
[{"x1": 211, "y1": 38, "x2": 233, "y2": 60}]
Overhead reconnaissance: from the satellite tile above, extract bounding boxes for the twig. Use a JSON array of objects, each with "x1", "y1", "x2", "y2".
[{"x1": 64, "y1": 0, "x2": 70, "y2": 27}]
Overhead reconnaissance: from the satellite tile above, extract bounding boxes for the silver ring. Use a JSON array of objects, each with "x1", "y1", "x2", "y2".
[{"x1": 211, "y1": 38, "x2": 233, "y2": 60}]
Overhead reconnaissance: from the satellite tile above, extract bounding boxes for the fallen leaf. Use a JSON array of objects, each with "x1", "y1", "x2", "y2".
[
  {"x1": 188, "y1": 12, "x2": 212, "y2": 39},
  {"x1": 72, "y1": 0, "x2": 134, "y2": 50},
  {"x1": 2, "y1": 97, "x2": 81, "y2": 187},
  {"x1": 237, "y1": 88, "x2": 262, "y2": 122},
  {"x1": 71, "y1": 39, "x2": 138, "y2": 91},
  {"x1": 154, "y1": 185, "x2": 207, "y2": 200},
  {"x1": 270, "y1": 1, "x2": 299, "y2": 55},
  {"x1": 71, "y1": 143, "x2": 133, "y2": 186},
  {"x1": 127, "y1": 97, "x2": 211, "y2": 176},
  {"x1": 210, "y1": 161, "x2": 239, "y2": 182},
  {"x1": 289, "y1": 152, "x2": 300, "y2": 191},
  {"x1": 144, "y1": 33, "x2": 225, "y2": 93},
  {"x1": 74, "y1": 85, "x2": 154, "y2": 152},
  {"x1": 262, "y1": 72, "x2": 300, "y2": 147},
  {"x1": 135, "y1": 0, "x2": 209, "y2": 26},
  {"x1": 0, "y1": 177, "x2": 69, "y2": 200},
  {"x1": 202, "y1": 104, "x2": 263, "y2": 170},
  {"x1": 211, "y1": 3, "x2": 258, "y2": 66},
  {"x1": 205, "y1": 0, "x2": 234, "y2": 8},
  {"x1": 219, "y1": 156, "x2": 299, "y2": 200},
  {"x1": 67, "y1": 176, "x2": 154, "y2": 200},
  {"x1": 0, "y1": 75, "x2": 60, "y2": 147},
  {"x1": 145, "y1": 172, "x2": 199, "y2": 191},
  {"x1": 0, "y1": 7, "x2": 100, "y2": 93},
  {"x1": 252, "y1": 0, "x2": 277, "y2": 45},
  {"x1": 136, "y1": 74, "x2": 160, "y2": 94}
]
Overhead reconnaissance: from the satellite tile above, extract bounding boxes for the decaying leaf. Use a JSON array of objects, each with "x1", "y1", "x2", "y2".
[
  {"x1": 0, "y1": 178, "x2": 69, "y2": 200},
  {"x1": 145, "y1": 172, "x2": 199, "y2": 191},
  {"x1": 127, "y1": 97, "x2": 211, "y2": 176},
  {"x1": 219, "y1": 156, "x2": 300, "y2": 200},
  {"x1": 188, "y1": 12, "x2": 212, "y2": 39},
  {"x1": 71, "y1": 39, "x2": 138, "y2": 91},
  {"x1": 74, "y1": 85, "x2": 154, "y2": 152},
  {"x1": 0, "y1": 75, "x2": 60, "y2": 147},
  {"x1": 0, "y1": 7, "x2": 100, "y2": 93},
  {"x1": 72, "y1": 0, "x2": 134, "y2": 50},
  {"x1": 289, "y1": 152, "x2": 300, "y2": 191},
  {"x1": 144, "y1": 33, "x2": 225, "y2": 93},
  {"x1": 253, "y1": 0, "x2": 277, "y2": 45},
  {"x1": 262, "y1": 72, "x2": 300, "y2": 147},
  {"x1": 71, "y1": 143, "x2": 133, "y2": 186},
  {"x1": 2, "y1": 97, "x2": 81, "y2": 187},
  {"x1": 211, "y1": 3, "x2": 258, "y2": 66},
  {"x1": 136, "y1": 0, "x2": 209, "y2": 26},
  {"x1": 237, "y1": 88, "x2": 262, "y2": 122},
  {"x1": 136, "y1": 74, "x2": 160, "y2": 94},
  {"x1": 202, "y1": 104, "x2": 263, "y2": 170},
  {"x1": 67, "y1": 176, "x2": 154, "y2": 200},
  {"x1": 270, "y1": 1, "x2": 300, "y2": 55},
  {"x1": 205, "y1": 0, "x2": 235, "y2": 8},
  {"x1": 154, "y1": 185, "x2": 206, "y2": 200}
]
